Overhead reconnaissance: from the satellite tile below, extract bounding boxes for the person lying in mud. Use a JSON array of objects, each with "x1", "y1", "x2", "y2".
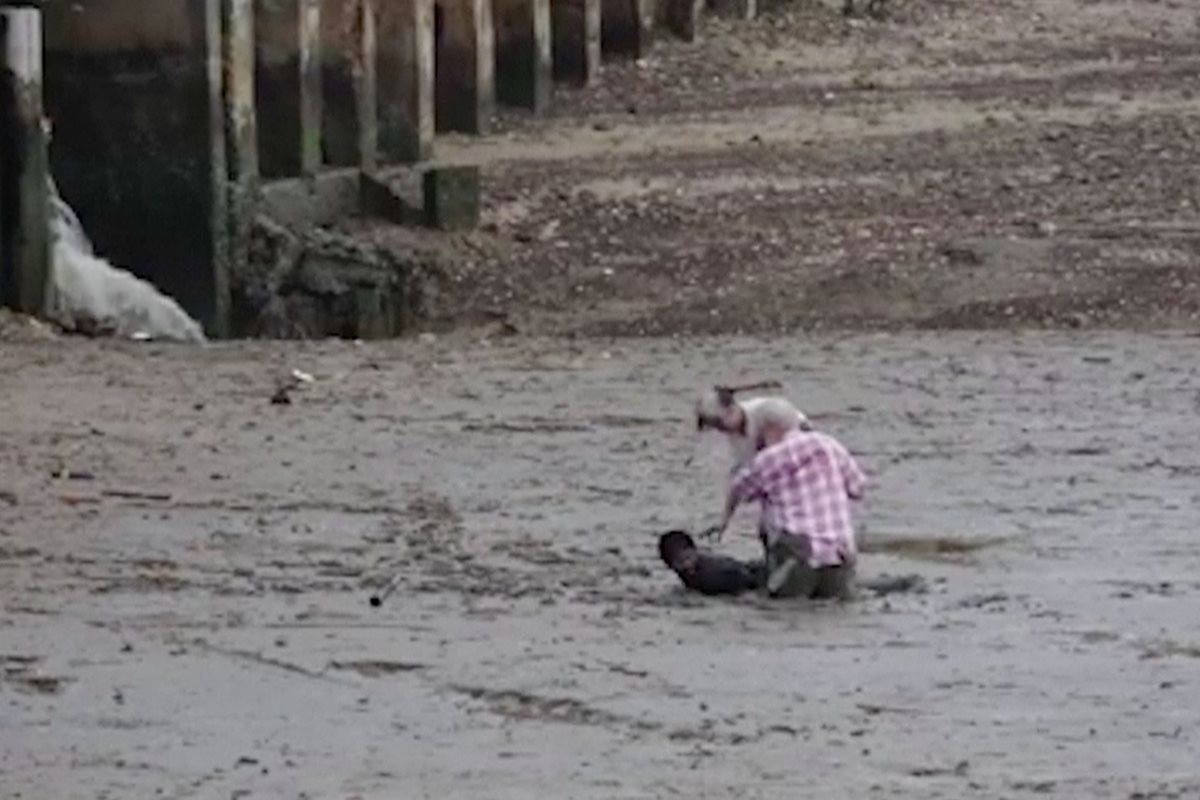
[
  {"x1": 660, "y1": 530, "x2": 928, "y2": 599},
  {"x1": 695, "y1": 383, "x2": 810, "y2": 469},
  {"x1": 710, "y1": 400, "x2": 867, "y2": 600},
  {"x1": 659, "y1": 530, "x2": 764, "y2": 596}
]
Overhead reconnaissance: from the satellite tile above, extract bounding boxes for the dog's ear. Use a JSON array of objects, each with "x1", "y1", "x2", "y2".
[{"x1": 714, "y1": 386, "x2": 736, "y2": 408}]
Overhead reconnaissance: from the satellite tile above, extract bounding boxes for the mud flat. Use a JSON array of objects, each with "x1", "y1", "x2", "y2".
[{"x1": 2, "y1": 330, "x2": 1198, "y2": 797}]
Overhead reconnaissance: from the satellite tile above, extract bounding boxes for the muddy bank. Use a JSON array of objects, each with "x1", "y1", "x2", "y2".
[
  {"x1": 1, "y1": 331, "x2": 1198, "y2": 797},
  {"x1": 415, "y1": 0, "x2": 1200, "y2": 338}
]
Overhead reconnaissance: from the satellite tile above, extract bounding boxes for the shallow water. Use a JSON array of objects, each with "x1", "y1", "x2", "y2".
[{"x1": 1, "y1": 331, "x2": 1198, "y2": 798}]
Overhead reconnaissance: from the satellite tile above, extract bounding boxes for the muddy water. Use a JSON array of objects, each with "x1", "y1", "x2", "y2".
[{"x1": 1, "y1": 332, "x2": 1198, "y2": 798}]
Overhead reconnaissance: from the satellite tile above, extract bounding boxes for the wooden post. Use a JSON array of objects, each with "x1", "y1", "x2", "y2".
[
  {"x1": 205, "y1": 0, "x2": 232, "y2": 336},
  {"x1": 708, "y1": 0, "x2": 754, "y2": 21},
  {"x1": 601, "y1": 0, "x2": 651, "y2": 58},
  {"x1": 551, "y1": 0, "x2": 599, "y2": 86},
  {"x1": 665, "y1": 0, "x2": 703, "y2": 41},
  {"x1": 378, "y1": 0, "x2": 434, "y2": 162},
  {"x1": 359, "y1": 0, "x2": 379, "y2": 171},
  {"x1": 494, "y1": 0, "x2": 551, "y2": 111},
  {"x1": 255, "y1": 0, "x2": 304, "y2": 178},
  {"x1": 434, "y1": 0, "x2": 495, "y2": 133},
  {"x1": 322, "y1": 0, "x2": 378, "y2": 169},
  {"x1": 300, "y1": 0, "x2": 323, "y2": 175},
  {"x1": 0, "y1": 7, "x2": 49, "y2": 317},
  {"x1": 223, "y1": 0, "x2": 257, "y2": 335}
]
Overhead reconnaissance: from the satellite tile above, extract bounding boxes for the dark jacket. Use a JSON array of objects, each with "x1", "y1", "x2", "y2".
[
  {"x1": 675, "y1": 553, "x2": 763, "y2": 596},
  {"x1": 660, "y1": 531, "x2": 763, "y2": 596}
]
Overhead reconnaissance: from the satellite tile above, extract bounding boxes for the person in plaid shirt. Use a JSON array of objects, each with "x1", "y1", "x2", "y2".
[{"x1": 711, "y1": 399, "x2": 867, "y2": 600}]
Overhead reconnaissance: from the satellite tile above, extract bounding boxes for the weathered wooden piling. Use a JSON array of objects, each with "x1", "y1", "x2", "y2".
[
  {"x1": 255, "y1": 0, "x2": 322, "y2": 178},
  {"x1": 601, "y1": 0, "x2": 651, "y2": 58},
  {"x1": 432, "y1": 0, "x2": 494, "y2": 133},
  {"x1": 223, "y1": 0, "x2": 257, "y2": 331},
  {"x1": 0, "y1": 5, "x2": 49, "y2": 317},
  {"x1": 708, "y1": 0, "x2": 754, "y2": 21},
  {"x1": 664, "y1": 0, "x2": 703, "y2": 41},
  {"x1": 551, "y1": 0, "x2": 599, "y2": 86},
  {"x1": 493, "y1": 0, "x2": 551, "y2": 111},
  {"x1": 322, "y1": 0, "x2": 379, "y2": 168},
  {"x1": 377, "y1": 0, "x2": 433, "y2": 161}
]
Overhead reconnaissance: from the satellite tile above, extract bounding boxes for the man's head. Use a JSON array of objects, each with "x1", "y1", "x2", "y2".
[
  {"x1": 752, "y1": 397, "x2": 809, "y2": 449},
  {"x1": 659, "y1": 530, "x2": 700, "y2": 573}
]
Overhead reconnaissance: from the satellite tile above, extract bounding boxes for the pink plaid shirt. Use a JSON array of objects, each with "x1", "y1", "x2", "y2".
[{"x1": 729, "y1": 430, "x2": 867, "y2": 567}]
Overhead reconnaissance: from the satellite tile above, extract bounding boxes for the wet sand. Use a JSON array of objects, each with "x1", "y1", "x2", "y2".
[{"x1": 2, "y1": 332, "x2": 1199, "y2": 798}]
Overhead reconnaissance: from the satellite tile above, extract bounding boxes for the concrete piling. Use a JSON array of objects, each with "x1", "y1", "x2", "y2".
[
  {"x1": 0, "y1": 6, "x2": 49, "y2": 318},
  {"x1": 43, "y1": 0, "x2": 230, "y2": 335}
]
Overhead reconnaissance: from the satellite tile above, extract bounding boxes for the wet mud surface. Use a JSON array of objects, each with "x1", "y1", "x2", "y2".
[{"x1": 2, "y1": 331, "x2": 1199, "y2": 797}]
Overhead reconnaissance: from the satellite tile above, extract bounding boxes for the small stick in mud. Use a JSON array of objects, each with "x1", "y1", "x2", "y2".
[{"x1": 368, "y1": 573, "x2": 402, "y2": 608}]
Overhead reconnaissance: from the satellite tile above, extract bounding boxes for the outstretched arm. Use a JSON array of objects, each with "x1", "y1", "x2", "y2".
[
  {"x1": 715, "y1": 462, "x2": 762, "y2": 537},
  {"x1": 841, "y1": 448, "x2": 868, "y2": 500}
]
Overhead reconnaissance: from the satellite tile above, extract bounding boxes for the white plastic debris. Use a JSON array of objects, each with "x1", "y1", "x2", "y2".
[
  {"x1": 291, "y1": 369, "x2": 315, "y2": 384},
  {"x1": 45, "y1": 179, "x2": 207, "y2": 343}
]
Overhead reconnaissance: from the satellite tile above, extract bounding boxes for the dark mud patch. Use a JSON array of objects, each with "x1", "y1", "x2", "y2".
[
  {"x1": 329, "y1": 660, "x2": 427, "y2": 678},
  {"x1": 460, "y1": 420, "x2": 592, "y2": 435},
  {"x1": 1071, "y1": 630, "x2": 1123, "y2": 645},
  {"x1": 451, "y1": 684, "x2": 653, "y2": 730},
  {"x1": 450, "y1": 684, "x2": 803, "y2": 748},
  {"x1": 2, "y1": 656, "x2": 72, "y2": 696},
  {"x1": 859, "y1": 573, "x2": 930, "y2": 596},
  {"x1": 1139, "y1": 640, "x2": 1200, "y2": 661},
  {"x1": 909, "y1": 759, "x2": 971, "y2": 778},
  {"x1": 860, "y1": 535, "x2": 1008, "y2": 563}
]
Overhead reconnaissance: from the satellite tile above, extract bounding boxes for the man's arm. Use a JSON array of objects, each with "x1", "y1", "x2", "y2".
[
  {"x1": 840, "y1": 446, "x2": 868, "y2": 500},
  {"x1": 716, "y1": 461, "x2": 763, "y2": 536}
]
